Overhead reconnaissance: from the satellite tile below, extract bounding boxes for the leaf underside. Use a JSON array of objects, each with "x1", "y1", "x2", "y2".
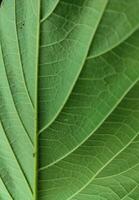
[{"x1": 0, "y1": 0, "x2": 139, "y2": 200}]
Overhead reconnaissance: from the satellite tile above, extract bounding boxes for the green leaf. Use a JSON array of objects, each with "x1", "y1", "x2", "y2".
[{"x1": 0, "y1": 0, "x2": 139, "y2": 200}]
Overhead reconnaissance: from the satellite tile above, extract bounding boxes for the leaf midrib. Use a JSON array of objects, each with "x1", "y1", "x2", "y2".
[{"x1": 33, "y1": 1, "x2": 41, "y2": 200}]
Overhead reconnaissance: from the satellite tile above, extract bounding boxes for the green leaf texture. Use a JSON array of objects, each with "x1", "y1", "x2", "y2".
[{"x1": 0, "y1": 0, "x2": 139, "y2": 200}]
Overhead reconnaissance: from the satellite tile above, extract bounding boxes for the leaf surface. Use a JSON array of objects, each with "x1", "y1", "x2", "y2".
[{"x1": 0, "y1": 0, "x2": 139, "y2": 200}]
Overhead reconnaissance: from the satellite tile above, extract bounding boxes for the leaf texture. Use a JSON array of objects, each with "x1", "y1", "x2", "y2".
[{"x1": 0, "y1": 0, "x2": 139, "y2": 200}]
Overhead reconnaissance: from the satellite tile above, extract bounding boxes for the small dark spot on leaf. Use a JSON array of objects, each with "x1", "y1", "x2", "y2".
[{"x1": 19, "y1": 21, "x2": 25, "y2": 30}]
